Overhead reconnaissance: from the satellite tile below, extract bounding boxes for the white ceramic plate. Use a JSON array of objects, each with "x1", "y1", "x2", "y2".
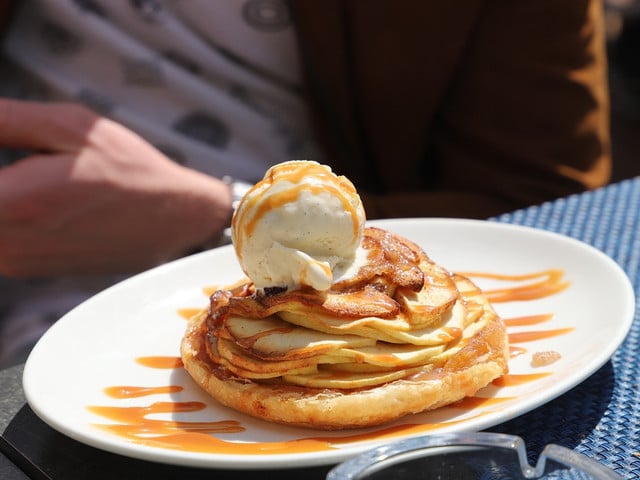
[{"x1": 23, "y1": 219, "x2": 634, "y2": 470}]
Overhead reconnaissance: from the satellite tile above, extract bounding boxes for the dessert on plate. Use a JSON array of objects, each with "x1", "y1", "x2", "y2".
[{"x1": 181, "y1": 161, "x2": 509, "y2": 430}]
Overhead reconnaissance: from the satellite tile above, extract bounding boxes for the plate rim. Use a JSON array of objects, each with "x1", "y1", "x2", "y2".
[{"x1": 22, "y1": 218, "x2": 635, "y2": 470}]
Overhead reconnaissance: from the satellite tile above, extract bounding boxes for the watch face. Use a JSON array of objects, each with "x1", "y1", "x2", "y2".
[
  {"x1": 231, "y1": 180, "x2": 255, "y2": 199},
  {"x1": 225, "y1": 177, "x2": 255, "y2": 209}
]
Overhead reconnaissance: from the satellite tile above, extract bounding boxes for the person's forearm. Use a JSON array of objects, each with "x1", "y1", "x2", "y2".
[{"x1": 0, "y1": 99, "x2": 234, "y2": 277}]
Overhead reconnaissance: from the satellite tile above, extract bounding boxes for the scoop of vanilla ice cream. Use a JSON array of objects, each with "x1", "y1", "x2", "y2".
[{"x1": 231, "y1": 161, "x2": 366, "y2": 292}]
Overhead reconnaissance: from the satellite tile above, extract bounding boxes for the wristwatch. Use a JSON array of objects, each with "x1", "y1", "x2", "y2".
[
  {"x1": 223, "y1": 175, "x2": 254, "y2": 212},
  {"x1": 219, "y1": 176, "x2": 254, "y2": 245}
]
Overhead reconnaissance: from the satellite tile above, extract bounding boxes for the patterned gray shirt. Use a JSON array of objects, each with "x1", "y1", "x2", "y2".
[{"x1": 0, "y1": 0, "x2": 323, "y2": 366}]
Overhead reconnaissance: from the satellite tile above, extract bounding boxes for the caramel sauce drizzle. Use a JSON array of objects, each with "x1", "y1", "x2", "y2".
[
  {"x1": 503, "y1": 314, "x2": 554, "y2": 327},
  {"x1": 104, "y1": 385, "x2": 183, "y2": 399},
  {"x1": 177, "y1": 308, "x2": 201, "y2": 320},
  {"x1": 236, "y1": 326, "x2": 294, "y2": 349},
  {"x1": 203, "y1": 278, "x2": 250, "y2": 299},
  {"x1": 232, "y1": 163, "x2": 361, "y2": 259},
  {"x1": 451, "y1": 396, "x2": 517, "y2": 409},
  {"x1": 87, "y1": 397, "x2": 486, "y2": 454},
  {"x1": 439, "y1": 326, "x2": 462, "y2": 342},
  {"x1": 503, "y1": 314, "x2": 568, "y2": 356},
  {"x1": 88, "y1": 268, "x2": 575, "y2": 455},
  {"x1": 459, "y1": 269, "x2": 570, "y2": 302},
  {"x1": 493, "y1": 372, "x2": 553, "y2": 387},
  {"x1": 509, "y1": 345, "x2": 528, "y2": 358},
  {"x1": 87, "y1": 402, "x2": 259, "y2": 454},
  {"x1": 509, "y1": 327, "x2": 574, "y2": 344},
  {"x1": 136, "y1": 356, "x2": 183, "y2": 369}
]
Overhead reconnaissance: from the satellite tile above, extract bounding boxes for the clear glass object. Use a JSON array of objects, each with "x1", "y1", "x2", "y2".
[{"x1": 326, "y1": 432, "x2": 622, "y2": 480}]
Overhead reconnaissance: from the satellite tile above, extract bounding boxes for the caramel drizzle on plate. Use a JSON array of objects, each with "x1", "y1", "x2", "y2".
[
  {"x1": 87, "y1": 268, "x2": 573, "y2": 454},
  {"x1": 457, "y1": 269, "x2": 570, "y2": 302}
]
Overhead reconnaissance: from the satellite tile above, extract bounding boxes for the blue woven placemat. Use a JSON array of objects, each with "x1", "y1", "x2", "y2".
[{"x1": 489, "y1": 177, "x2": 640, "y2": 478}]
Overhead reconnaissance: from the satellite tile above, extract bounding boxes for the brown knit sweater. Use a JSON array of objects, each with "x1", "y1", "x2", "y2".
[{"x1": 291, "y1": 0, "x2": 611, "y2": 219}]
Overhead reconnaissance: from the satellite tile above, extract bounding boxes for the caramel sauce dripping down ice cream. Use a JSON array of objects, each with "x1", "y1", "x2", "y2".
[{"x1": 231, "y1": 161, "x2": 366, "y2": 293}]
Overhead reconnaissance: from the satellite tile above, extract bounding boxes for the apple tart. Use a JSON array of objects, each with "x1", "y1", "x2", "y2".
[{"x1": 181, "y1": 227, "x2": 508, "y2": 430}]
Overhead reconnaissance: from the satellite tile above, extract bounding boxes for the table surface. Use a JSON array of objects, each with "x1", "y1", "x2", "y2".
[{"x1": 3, "y1": 178, "x2": 640, "y2": 479}]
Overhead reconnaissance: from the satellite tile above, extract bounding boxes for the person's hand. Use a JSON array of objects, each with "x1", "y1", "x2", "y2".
[{"x1": 0, "y1": 98, "x2": 232, "y2": 277}]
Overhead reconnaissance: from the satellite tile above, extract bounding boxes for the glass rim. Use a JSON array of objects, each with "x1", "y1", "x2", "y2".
[{"x1": 326, "y1": 432, "x2": 623, "y2": 480}]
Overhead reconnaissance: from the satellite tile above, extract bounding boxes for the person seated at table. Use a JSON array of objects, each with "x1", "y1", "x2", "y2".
[{"x1": 0, "y1": 0, "x2": 611, "y2": 367}]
